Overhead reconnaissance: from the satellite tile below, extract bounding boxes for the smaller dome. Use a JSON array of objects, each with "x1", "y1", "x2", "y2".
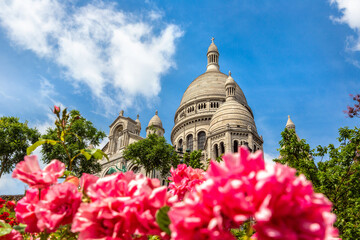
[
  {"x1": 207, "y1": 37, "x2": 218, "y2": 53},
  {"x1": 209, "y1": 99, "x2": 256, "y2": 133},
  {"x1": 148, "y1": 110, "x2": 163, "y2": 128},
  {"x1": 286, "y1": 115, "x2": 295, "y2": 129},
  {"x1": 225, "y1": 71, "x2": 236, "y2": 86}
]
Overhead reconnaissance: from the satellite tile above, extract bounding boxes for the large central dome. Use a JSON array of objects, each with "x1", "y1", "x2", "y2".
[{"x1": 179, "y1": 71, "x2": 248, "y2": 107}]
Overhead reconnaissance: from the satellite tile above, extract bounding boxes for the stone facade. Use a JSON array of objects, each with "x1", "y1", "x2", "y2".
[
  {"x1": 100, "y1": 39, "x2": 263, "y2": 179},
  {"x1": 99, "y1": 110, "x2": 165, "y2": 183}
]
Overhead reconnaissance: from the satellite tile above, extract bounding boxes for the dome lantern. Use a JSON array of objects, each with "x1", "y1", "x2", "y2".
[
  {"x1": 206, "y1": 37, "x2": 220, "y2": 72},
  {"x1": 225, "y1": 71, "x2": 236, "y2": 100}
]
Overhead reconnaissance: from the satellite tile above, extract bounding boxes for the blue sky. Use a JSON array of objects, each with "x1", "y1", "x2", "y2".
[{"x1": 0, "y1": 0, "x2": 359, "y2": 194}]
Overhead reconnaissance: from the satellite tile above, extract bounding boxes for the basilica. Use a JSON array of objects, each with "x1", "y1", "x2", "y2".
[{"x1": 99, "y1": 39, "x2": 264, "y2": 178}]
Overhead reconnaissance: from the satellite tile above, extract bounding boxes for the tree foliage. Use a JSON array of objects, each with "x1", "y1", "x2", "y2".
[
  {"x1": 0, "y1": 117, "x2": 40, "y2": 177},
  {"x1": 183, "y1": 150, "x2": 203, "y2": 169},
  {"x1": 275, "y1": 127, "x2": 360, "y2": 239},
  {"x1": 123, "y1": 133, "x2": 179, "y2": 177},
  {"x1": 41, "y1": 109, "x2": 106, "y2": 176},
  {"x1": 274, "y1": 128, "x2": 320, "y2": 189}
]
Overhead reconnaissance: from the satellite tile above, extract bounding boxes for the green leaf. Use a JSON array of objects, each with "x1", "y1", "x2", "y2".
[
  {"x1": 12, "y1": 223, "x2": 27, "y2": 233},
  {"x1": 69, "y1": 132, "x2": 82, "y2": 142},
  {"x1": 60, "y1": 131, "x2": 65, "y2": 142},
  {"x1": 80, "y1": 149, "x2": 92, "y2": 160},
  {"x1": 80, "y1": 149, "x2": 109, "y2": 161},
  {"x1": 155, "y1": 206, "x2": 171, "y2": 236},
  {"x1": 63, "y1": 170, "x2": 76, "y2": 177},
  {"x1": 0, "y1": 221, "x2": 12, "y2": 236},
  {"x1": 27, "y1": 139, "x2": 59, "y2": 155}
]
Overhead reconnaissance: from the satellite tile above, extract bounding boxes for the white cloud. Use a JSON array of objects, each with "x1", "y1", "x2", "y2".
[
  {"x1": 264, "y1": 152, "x2": 276, "y2": 165},
  {"x1": 330, "y1": 0, "x2": 360, "y2": 51},
  {"x1": 0, "y1": 0, "x2": 183, "y2": 114}
]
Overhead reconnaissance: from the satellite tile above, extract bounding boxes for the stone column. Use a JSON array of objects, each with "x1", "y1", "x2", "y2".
[{"x1": 225, "y1": 124, "x2": 231, "y2": 153}]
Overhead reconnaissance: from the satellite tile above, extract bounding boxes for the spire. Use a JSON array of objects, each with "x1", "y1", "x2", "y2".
[
  {"x1": 155, "y1": 110, "x2": 158, "y2": 115},
  {"x1": 225, "y1": 70, "x2": 236, "y2": 100},
  {"x1": 286, "y1": 115, "x2": 295, "y2": 130},
  {"x1": 206, "y1": 37, "x2": 220, "y2": 72}
]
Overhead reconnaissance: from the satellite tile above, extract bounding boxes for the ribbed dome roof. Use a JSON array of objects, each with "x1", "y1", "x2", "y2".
[
  {"x1": 179, "y1": 71, "x2": 247, "y2": 107},
  {"x1": 148, "y1": 111, "x2": 163, "y2": 128},
  {"x1": 209, "y1": 99, "x2": 256, "y2": 133}
]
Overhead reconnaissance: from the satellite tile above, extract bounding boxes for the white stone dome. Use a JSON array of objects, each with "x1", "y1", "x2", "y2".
[
  {"x1": 148, "y1": 110, "x2": 163, "y2": 128},
  {"x1": 179, "y1": 71, "x2": 248, "y2": 107},
  {"x1": 209, "y1": 99, "x2": 256, "y2": 133}
]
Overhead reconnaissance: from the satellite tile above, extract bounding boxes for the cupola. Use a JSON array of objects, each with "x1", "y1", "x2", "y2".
[
  {"x1": 206, "y1": 37, "x2": 220, "y2": 72},
  {"x1": 225, "y1": 71, "x2": 236, "y2": 100}
]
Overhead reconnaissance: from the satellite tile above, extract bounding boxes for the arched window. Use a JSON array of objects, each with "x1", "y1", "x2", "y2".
[
  {"x1": 178, "y1": 139, "x2": 183, "y2": 152},
  {"x1": 214, "y1": 144, "x2": 219, "y2": 158},
  {"x1": 187, "y1": 134, "x2": 193, "y2": 152},
  {"x1": 220, "y1": 142, "x2": 225, "y2": 154},
  {"x1": 197, "y1": 131, "x2": 206, "y2": 150},
  {"x1": 234, "y1": 140, "x2": 239, "y2": 153}
]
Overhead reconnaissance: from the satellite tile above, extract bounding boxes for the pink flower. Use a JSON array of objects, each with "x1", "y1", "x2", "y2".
[
  {"x1": 253, "y1": 163, "x2": 339, "y2": 240},
  {"x1": 79, "y1": 173, "x2": 99, "y2": 196},
  {"x1": 72, "y1": 172, "x2": 167, "y2": 239},
  {"x1": 168, "y1": 164, "x2": 206, "y2": 201},
  {"x1": 36, "y1": 182, "x2": 81, "y2": 232},
  {"x1": 15, "y1": 188, "x2": 46, "y2": 233},
  {"x1": 53, "y1": 105, "x2": 60, "y2": 114},
  {"x1": 169, "y1": 147, "x2": 265, "y2": 239},
  {"x1": 169, "y1": 180, "x2": 237, "y2": 240},
  {"x1": 12, "y1": 155, "x2": 65, "y2": 189},
  {"x1": 0, "y1": 229, "x2": 22, "y2": 240}
]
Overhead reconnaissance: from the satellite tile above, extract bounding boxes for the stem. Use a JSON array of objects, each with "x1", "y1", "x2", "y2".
[{"x1": 61, "y1": 141, "x2": 73, "y2": 171}]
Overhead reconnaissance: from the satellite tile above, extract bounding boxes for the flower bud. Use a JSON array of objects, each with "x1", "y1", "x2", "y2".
[{"x1": 53, "y1": 105, "x2": 60, "y2": 114}]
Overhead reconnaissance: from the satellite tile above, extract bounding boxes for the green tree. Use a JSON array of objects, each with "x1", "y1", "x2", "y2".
[
  {"x1": 0, "y1": 117, "x2": 40, "y2": 178},
  {"x1": 315, "y1": 127, "x2": 360, "y2": 239},
  {"x1": 40, "y1": 109, "x2": 106, "y2": 176},
  {"x1": 183, "y1": 150, "x2": 203, "y2": 169},
  {"x1": 274, "y1": 128, "x2": 320, "y2": 188},
  {"x1": 123, "y1": 133, "x2": 179, "y2": 177},
  {"x1": 275, "y1": 127, "x2": 360, "y2": 239}
]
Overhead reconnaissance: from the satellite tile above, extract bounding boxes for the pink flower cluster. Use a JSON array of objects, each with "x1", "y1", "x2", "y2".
[
  {"x1": 168, "y1": 164, "x2": 206, "y2": 201},
  {"x1": 168, "y1": 147, "x2": 339, "y2": 240},
  {"x1": 9, "y1": 147, "x2": 340, "y2": 240},
  {"x1": 12, "y1": 156, "x2": 81, "y2": 233},
  {"x1": 72, "y1": 172, "x2": 168, "y2": 240}
]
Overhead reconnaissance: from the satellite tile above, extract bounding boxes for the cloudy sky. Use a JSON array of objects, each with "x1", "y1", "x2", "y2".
[{"x1": 0, "y1": 0, "x2": 359, "y2": 194}]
